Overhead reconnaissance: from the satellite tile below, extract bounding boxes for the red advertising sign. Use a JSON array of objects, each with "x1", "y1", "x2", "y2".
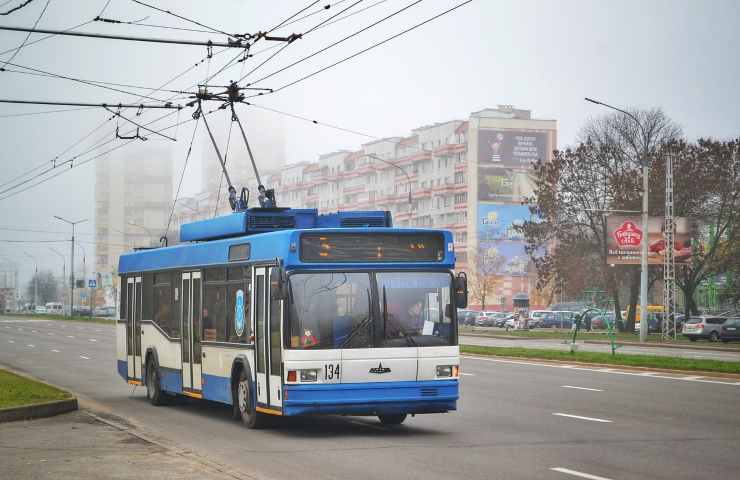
[{"x1": 606, "y1": 216, "x2": 692, "y2": 265}]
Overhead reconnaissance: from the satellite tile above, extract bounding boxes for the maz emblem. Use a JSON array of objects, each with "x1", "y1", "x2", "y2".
[{"x1": 369, "y1": 362, "x2": 391, "y2": 374}]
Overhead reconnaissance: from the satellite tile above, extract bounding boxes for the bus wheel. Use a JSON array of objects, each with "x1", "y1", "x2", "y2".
[
  {"x1": 236, "y1": 369, "x2": 264, "y2": 429},
  {"x1": 146, "y1": 359, "x2": 166, "y2": 406},
  {"x1": 378, "y1": 414, "x2": 407, "y2": 426}
]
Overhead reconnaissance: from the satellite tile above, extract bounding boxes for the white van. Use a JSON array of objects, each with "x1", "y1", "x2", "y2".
[{"x1": 45, "y1": 302, "x2": 64, "y2": 314}]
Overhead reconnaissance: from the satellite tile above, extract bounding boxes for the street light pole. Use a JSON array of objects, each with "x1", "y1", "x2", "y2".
[
  {"x1": 585, "y1": 97, "x2": 650, "y2": 342},
  {"x1": 54, "y1": 216, "x2": 87, "y2": 317},
  {"x1": 24, "y1": 252, "x2": 38, "y2": 308},
  {"x1": 363, "y1": 153, "x2": 413, "y2": 204},
  {"x1": 50, "y1": 248, "x2": 66, "y2": 314}
]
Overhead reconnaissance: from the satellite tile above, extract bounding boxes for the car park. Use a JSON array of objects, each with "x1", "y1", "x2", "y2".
[
  {"x1": 719, "y1": 318, "x2": 740, "y2": 342},
  {"x1": 529, "y1": 310, "x2": 548, "y2": 328},
  {"x1": 541, "y1": 311, "x2": 577, "y2": 329},
  {"x1": 475, "y1": 312, "x2": 499, "y2": 327},
  {"x1": 682, "y1": 315, "x2": 727, "y2": 342}
]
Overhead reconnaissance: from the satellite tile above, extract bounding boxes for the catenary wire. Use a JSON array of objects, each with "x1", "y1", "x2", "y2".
[
  {"x1": 267, "y1": 0, "x2": 320, "y2": 32},
  {"x1": 129, "y1": 0, "x2": 232, "y2": 37},
  {"x1": 0, "y1": 0, "x2": 51, "y2": 70},
  {"x1": 164, "y1": 115, "x2": 200, "y2": 240}
]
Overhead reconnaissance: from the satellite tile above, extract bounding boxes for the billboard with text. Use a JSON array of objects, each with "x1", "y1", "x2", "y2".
[
  {"x1": 606, "y1": 216, "x2": 692, "y2": 265},
  {"x1": 478, "y1": 129, "x2": 547, "y2": 201},
  {"x1": 478, "y1": 204, "x2": 532, "y2": 242}
]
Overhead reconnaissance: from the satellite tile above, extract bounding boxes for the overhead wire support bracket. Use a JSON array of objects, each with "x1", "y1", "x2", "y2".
[
  {"x1": 0, "y1": 25, "x2": 249, "y2": 48},
  {"x1": 104, "y1": 106, "x2": 176, "y2": 141}
]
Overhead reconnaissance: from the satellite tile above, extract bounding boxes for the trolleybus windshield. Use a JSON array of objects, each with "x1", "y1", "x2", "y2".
[{"x1": 287, "y1": 271, "x2": 455, "y2": 349}]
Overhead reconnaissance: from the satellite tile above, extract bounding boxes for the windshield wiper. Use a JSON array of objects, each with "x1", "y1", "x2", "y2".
[{"x1": 339, "y1": 289, "x2": 372, "y2": 349}]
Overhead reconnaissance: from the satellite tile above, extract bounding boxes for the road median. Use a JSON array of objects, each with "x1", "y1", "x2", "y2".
[
  {"x1": 0, "y1": 368, "x2": 77, "y2": 422},
  {"x1": 460, "y1": 345, "x2": 740, "y2": 376}
]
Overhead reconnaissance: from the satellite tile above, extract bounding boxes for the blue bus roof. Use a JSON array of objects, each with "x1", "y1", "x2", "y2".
[{"x1": 118, "y1": 227, "x2": 456, "y2": 274}]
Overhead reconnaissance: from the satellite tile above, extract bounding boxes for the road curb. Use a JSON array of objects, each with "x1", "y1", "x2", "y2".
[
  {"x1": 460, "y1": 353, "x2": 740, "y2": 380},
  {"x1": 583, "y1": 339, "x2": 740, "y2": 352},
  {"x1": 461, "y1": 332, "x2": 533, "y2": 340},
  {"x1": 0, "y1": 398, "x2": 78, "y2": 423}
]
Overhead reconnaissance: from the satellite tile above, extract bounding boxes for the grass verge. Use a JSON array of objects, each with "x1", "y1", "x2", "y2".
[
  {"x1": 1, "y1": 313, "x2": 115, "y2": 325},
  {"x1": 0, "y1": 369, "x2": 72, "y2": 410},
  {"x1": 460, "y1": 345, "x2": 740, "y2": 375}
]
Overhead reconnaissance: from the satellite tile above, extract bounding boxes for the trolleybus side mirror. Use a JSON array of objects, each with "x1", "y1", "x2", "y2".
[
  {"x1": 455, "y1": 272, "x2": 468, "y2": 309},
  {"x1": 270, "y1": 260, "x2": 289, "y2": 300}
]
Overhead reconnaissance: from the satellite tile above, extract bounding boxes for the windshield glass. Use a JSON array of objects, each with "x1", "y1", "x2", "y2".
[
  {"x1": 287, "y1": 271, "x2": 455, "y2": 349},
  {"x1": 288, "y1": 272, "x2": 372, "y2": 349},
  {"x1": 377, "y1": 272, "x2": 454, "y2": 347}
]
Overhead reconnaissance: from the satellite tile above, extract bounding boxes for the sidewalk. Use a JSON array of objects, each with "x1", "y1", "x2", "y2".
[{"x1": 0, "y1": 410, "x2": 252, "y2": 480}]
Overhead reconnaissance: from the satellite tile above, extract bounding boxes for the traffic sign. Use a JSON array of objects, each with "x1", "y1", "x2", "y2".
[{"x1": 88, "y1": 279, "x2": 97, "y2": 288}]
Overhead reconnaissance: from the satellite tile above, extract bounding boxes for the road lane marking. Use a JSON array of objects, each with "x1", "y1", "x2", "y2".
[
  {"x1": 67, "y1": 335, "x2": 74, "y2": 338},
  {"x1": 32, "y1": 330, "x2": 37, "y2": 333},
  {"x1": 51, "y1": 349, "x2": 60, "y2": 353},
  {"x1": 552, "y1": 413, "x2": 612, "y2": 423},
  {"x1": 462, "y1": 356, "x2": 740, "y2": 386},
  {"x1": 8, "y1": 340, "x2": 14, "y2": 343},
  {"x1": 561, "y1": 385, "x2": 604, "y2": 392},
  {"x1": 682, "y1": 375, "x2": 704, "y2": 380},
  {"x1": 550, "y1": 467, "x2": 613, "y2": 480},
  {"x1": 461, "y1": 372, "x2": 475, "y2": 376},
  {"x1": 79, "y1": 355, "x2": 90, "y2": 360},
  {"x1": 89, "y1": 339, "x2": 97, "y2": 342},
  {"x1": 27, "y1": 344, "x2": 35, "y2": 348},
  {"x1": 48, "y1": 332, "x2": 54, "y2": 335}
]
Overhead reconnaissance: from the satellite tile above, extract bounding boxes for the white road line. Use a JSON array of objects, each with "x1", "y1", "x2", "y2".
[
  {"x1": 8, "y1": 340, "x2": 14, "y2": 343},
  {"x1": 79, "y1": 355, "x2": 90, "y2": 360},
  {"x1": 682, "y1": 375, "x2": 704, "y2": 380},
  {"x1": 461, "y1": 372, "x2": 475, "y2": 376},
  {"x1": 26, "y1": 344, "x2": 35, "y2": 348},
  {"x1": 463, "y1": 355, "x2": 740, "y2": 386},
  {"x1": 51, "y1": 349, "x2": 60, "y2": 353},
  {"x1": 67, "y1": 335, "x2": 74, "y2": 338},
  {"x1": 47, "y1": 332, "x2": 54, "y2": 335},
  {"x1": 561, "y1": 385, "x2": 604, "y2": 392},
  {"x1": 32, "y1": 330, "x2": 37, "y2": 333},
  {"x1": 89, "y1": 339, "x2": 97, "y2": 342},
  {"x1": 550, "y1": 467, "x2": 613, "y2": 480},
  {"x1": 552, "y1": 413, "x2": 612, "y2": 423}
]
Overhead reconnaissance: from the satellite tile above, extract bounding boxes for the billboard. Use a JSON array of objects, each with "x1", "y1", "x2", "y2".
[
  {"x1": 478, "y1": 204, "x2": 532, "y2": 242},
  {"x1": 477, "y1": 129, "x2": 547, "y2": 201},
  {"x1": 478, "y1": 241, "x2": 530, "y2": 276},
  {"x1": 606, "y1": 216, "x2": 692, "y2": 265}
]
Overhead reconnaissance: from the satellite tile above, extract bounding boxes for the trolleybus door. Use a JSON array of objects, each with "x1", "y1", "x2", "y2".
[
  {"x1": 181, "y1": 271, "x2": 202, "y2": 393},
  {"x1": 253, "y1": 267, "x2": 268, "y2": 405},
  {"x1": 267, "y1": 267, "x2": 282, "y2": 409},
  {"x1": 126, "y1": 276, "x2": 142, "y2": 381}
]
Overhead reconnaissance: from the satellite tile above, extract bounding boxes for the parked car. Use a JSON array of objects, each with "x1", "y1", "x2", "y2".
[
  {"x1": 529, "y1": 310, "x2": 548, "y2": 328},
  {"x1": 591, "y1": 312, "x2": 615, "y2": 330},
  {"x1": 73, "y1": 306, "x2": 91, "y2": 316},
  {"x1": 541, "y1": 311, "x2": 577, "y2": 329},
  {"x1": 93, "y1": 306, "x2": 116, "y2": 317},
  {"x1": 495, "y1": 312, "x2": 514, "y2": 327},
  {"x1": 34, "y1": 305, "x2": 47, "y2": 314},
  {"x1": 475, "y1": 312, "x2": 499, "y2": 327},
  {"x1": 719, "y1": 318, "x2": 740, "y2": 342},
  {"x1": 45, "y1": 302, "x2": 64, "y2": 315},
  {"x1": 682, "y1": 315, "x2": 728, "y2": 342}
]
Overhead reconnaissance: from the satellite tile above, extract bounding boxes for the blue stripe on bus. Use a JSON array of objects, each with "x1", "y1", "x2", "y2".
[
  {"x1": 117, "y1": 360, "x2": 127, "y2": 380},
  {"x1": 283, "y1": 380, "x2": 458, "y2": 416},
  {"x1": 159, "y1": 368, "x2": 182, "y2": 394},
  {"x1": 202, "y1": 373, "x2": 232, "y2": 404}
]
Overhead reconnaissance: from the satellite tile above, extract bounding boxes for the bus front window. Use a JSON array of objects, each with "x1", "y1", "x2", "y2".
[
  {"x1": 288, "y1": 273, "x2": 372, "y2": 349},
  {"x1": 377, "y1": 272, "x2": 454, "y2": 347}
]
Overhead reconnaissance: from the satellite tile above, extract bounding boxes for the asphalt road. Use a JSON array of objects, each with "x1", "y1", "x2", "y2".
[
  {"x1": 2, "y1": 316, "x2": 739, "y2": 480},
  {"x1": 461, "y1": 334, "x2": 740, "y2": 362}
]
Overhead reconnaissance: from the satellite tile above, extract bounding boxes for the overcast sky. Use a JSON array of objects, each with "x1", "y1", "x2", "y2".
[{"x1": 0, "y1": 0, "x2": 738, "y2": 281}]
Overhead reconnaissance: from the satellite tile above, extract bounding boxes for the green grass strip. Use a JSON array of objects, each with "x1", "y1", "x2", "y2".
[
  {"x1": 461, "y1": 345, "x2": 740, "y2": 374},
  {"x1": 0, "y1": 369, "x2": 72, "y2": 410}
]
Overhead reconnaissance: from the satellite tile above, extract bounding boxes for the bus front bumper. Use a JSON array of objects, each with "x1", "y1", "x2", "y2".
[{"x1": 282, "y1": 379, "x2": 458, "y2": 416}]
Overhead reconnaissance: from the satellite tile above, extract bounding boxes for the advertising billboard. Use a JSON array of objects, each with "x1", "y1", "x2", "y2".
[
  {"x1": 478, "y1": 241, "x2": 530, "y2": 276},
  {"x1": 478, "y1": 204, "x2": 532, "y2": 242},
  {"x1": 606, "y1": 216, "x2": 692, "y2": 265},
  {"x1": 477, "y1": 129, "x2": 547, "y2": 201}
]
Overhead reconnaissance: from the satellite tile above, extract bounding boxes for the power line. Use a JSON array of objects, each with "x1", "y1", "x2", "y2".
[
  {"x1": 253, "y1": 0, "x2": 472, "y2": 96},
  {"x1": 1, "y1": 0, "x2": 35, "y2": 15},
  {"x1": 278, "y1": 0, "x2": 349, "y2": 30},
  {"x1": 0, "y1": 105, "x2": 97, "y2": 118},
  {"x1": 0, "y1": 19, "x2": 92, "y2": 56},
  {"x1": 0, "y1": 0, "x2": 50, "y2": 70},
  {"x1": 0, "y1": 24, "x2": 250, "y2": 48},
  {"x1": 246, "y1": 0, "x2": 423, "y2": 87},
  {"x1": 267, "y1": 0, "x2": 321, "y2": 32},
  {"x1": 94, "y1": 16, "x2": 214, "y2": 35},
  {"x1": 130, "y1": 0, "x2": 233, "y2": 37},
  {"x1": 0, "y1": 99, "x2": 182, "y2": 109},
  {"x1": 164, "y1": 115, "x2": 200, "y2": 243}
]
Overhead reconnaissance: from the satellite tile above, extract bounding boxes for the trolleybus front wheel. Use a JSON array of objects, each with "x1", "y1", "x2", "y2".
[
  {"x1": 145, "y1": 359, "x2": 168, "y2": 406},
  {"x1": 378, "y1": 414, "x2": 407, "y2": 426},
  {"x1": 236, "y1": 369, "x2": 265, "y2": 429}
]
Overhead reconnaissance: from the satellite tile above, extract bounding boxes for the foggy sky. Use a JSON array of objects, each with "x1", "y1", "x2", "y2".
[{"x1": 0, "y1": 0, "x2": 738, "y2": 284}]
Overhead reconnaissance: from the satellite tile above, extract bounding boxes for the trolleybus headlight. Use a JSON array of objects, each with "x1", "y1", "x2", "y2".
[
  {"x1": 300, "y1": 369, "x2": 319, "y2": 382},
  {"x1": 436, "y1": 365, "x2": 459, "y2": 378}
]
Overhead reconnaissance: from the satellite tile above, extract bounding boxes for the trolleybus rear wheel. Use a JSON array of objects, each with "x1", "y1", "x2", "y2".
[
  {"x1": 236, "y1": 369, "x2": 264, "y2": 429},
  {"x1": 378, "y1": 414, "x2": 407, "y2": 426},
  {"x1": 146, "y1": 359, "x2": 167, "y2": 406}
]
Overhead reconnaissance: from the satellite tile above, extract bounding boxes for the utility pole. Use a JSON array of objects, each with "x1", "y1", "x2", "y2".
[
  {"x1": 24, "y1": 252, "x2": 37, "y2": 308},
  {"x1": 663, "y1": 149, "x2": 677, "y2": 339},
  {"x1": 54, "y1": 216, "x2": 87, "y2": 316},
  {"x1": 585, "y1": 97, "x2": 651, "y2": 342},
  {"x1": 50, "y1": 248, "x2": 66, "y2": 314}
]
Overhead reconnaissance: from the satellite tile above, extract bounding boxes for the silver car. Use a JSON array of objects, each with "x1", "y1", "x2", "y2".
[{"x1": 682, "y1": 316, "x2": 727, "y2": 342}]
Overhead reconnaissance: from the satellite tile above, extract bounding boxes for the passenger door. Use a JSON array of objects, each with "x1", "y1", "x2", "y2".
[
  {"x1": 126, "y1": 276, "x2": 142, "y2": 382},
  {"x1": 181, "y1": 271, "x2": 202, "y2": 395},
  {"x1": 253, "y1": 266, "x2": 282, "y2": 411}
]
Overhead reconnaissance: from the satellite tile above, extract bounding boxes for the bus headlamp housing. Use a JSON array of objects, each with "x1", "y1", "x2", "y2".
[
  {"x1": 299, "y1": 369, "x2": 319, "y2": 382},
  {"x1": 436, "y1": 365, "x2": 459, "y2": 378}
]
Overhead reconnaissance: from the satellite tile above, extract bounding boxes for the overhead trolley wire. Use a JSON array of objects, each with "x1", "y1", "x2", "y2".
[
  {"x1": 0, "y1": 19, "x2": 93, "y2": 57},
  {"x1": 248, "y1": 0, "x2": 472, "y2": 97},
  {"x1": 246, "y1": 0, "x2": 423, "y2": 87},
  {"x1": 130, "y1": 0, "x2": 233, "y2": 37},
  {"x1": 164, "y1": 114, "x2": 200, "y2": 243},
  {"x1": 277, "y1": 0, "x2": 350, "y2": 30},
  {"x1": 0, "y1": 0, "x2": 50, "y2": 70},
  {"x1": 267, "y1": 0, "x2": 321, "y2": 33}
]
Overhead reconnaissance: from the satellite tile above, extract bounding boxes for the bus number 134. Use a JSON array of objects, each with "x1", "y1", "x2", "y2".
[{"x1": 325, "y1": 364, "x2": 340, "y2": 380}]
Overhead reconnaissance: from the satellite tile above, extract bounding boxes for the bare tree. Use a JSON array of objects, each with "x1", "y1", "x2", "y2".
[{"x1": 470, "y1": 245, "x2": 505, "y2": 311}]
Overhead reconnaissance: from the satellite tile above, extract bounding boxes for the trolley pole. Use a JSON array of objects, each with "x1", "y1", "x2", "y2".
[{"x1": 54, "y1": 216, "x2": 87, "y2": 316}]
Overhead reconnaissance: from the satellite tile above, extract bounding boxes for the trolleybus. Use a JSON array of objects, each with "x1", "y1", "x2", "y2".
[{"x1": 116, "y1": 208, "x2": 467, "y2": 428}]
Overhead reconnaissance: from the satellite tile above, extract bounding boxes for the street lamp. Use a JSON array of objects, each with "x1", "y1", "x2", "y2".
[
  {"x1": 50, "y1": 248, "x2": 66, "y2": 314},
  {"x1": 24, "y1": 251, "x2": 38, "y2": 308},
  {"x1": 585, "y1": 97, "x2": 650, "y2": 343},
  {"x1": 54, "y1": 215, "x2": 87, "y2": 317}
]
